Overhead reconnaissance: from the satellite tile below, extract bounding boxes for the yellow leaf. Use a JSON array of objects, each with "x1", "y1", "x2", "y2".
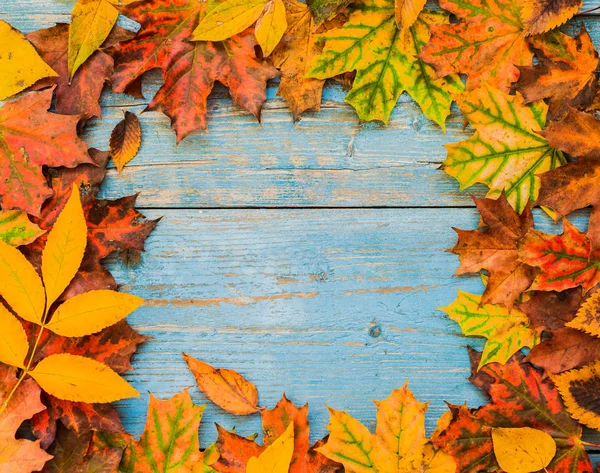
[
  {"x1": 553, "y1": 360, "x2": 600, "y2": 430},
  {"x1": 394, "y1": 0, "x2": 426, "y2": 30},
  {"x1": 255, "y1": 0, "x2": 287, "y2": 57},
  {"x1": 0, "y1": 239, "x2": 45, "y2": 325},
  {"x1": 0, "y1": 20, "x2": 57, "y2": 101},
  {"x1": 0, "y1": 210, "x2": 45, "y2": 247},
  {"x1": 492, "y1": 427, "x2": 556, "y2": 473},
  {"x1": 29, "y1": 353, "x2": 139, "y2": 403},
  {"x1": 566, "y1": 291, "x2": 600, "y2": 338},
  {"x1": 42, "y1": 184, "x2": 88, "y2": 309},
  {"x1": 373, "y1": 383, "x2": 428, "y2": 472},
  {"x1": 46, "y1": 290, "x2": 144, "y2": 337},
  {"x1": 68, "y1": 0, "x2": 119, "y2": 80},
  {"x1": 247, "y1": 421, "x2": 294, "y2": 473},
  {"x1": 0, "y1": 304, "x2": 29, "y2": 369},
  {"x1": 192, "y1": 0, "x2": 266, "y2": 42}
]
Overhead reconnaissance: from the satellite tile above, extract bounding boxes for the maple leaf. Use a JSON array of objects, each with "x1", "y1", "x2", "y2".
[
  {"x1": 517, "y1": 288, "x2": 582, "y2": 333},
  {"x1": 109, "y1": 111, "x2": 142, "y2": 172},
  {"x1": 112, "y1": 0, "x2": 278, "y2": 142},
  {"x1": 213, "y1": 427, "x2": 265, "y2": 473},
  {"x1": 307, "y1": 0, "x2": 352, "y2": 24},
  {"x1": 418, "y1": 0, "x2": 533, "y2": 92},
  {"x1": 247, "y1": 422, "x2": 295, "y2": 473},
  {"x1": 41, "y1": 424, "x2": 123, "y2": 473},
  {"x1": 0, "y1": 89, "x2": 92, "y2": 216},
  {"x1": 262, "y1": 395, "x2": 340, "y2": 473},
  {"x1": 518, "y1": 218, "x2": 600, "y2": 292},
  {"x1": 433, "y1": 349, "x2": 592, "y2": 473},
  {"x1": 183, "y1": 353, "x2": 260, "y2": 415},
  {"x1": 516, "y1": 28, "x2": 598, "y2": 118},
  {"x1": 0, "y1": 364, "x2": 53, "y2": 473},
  {"x1": 120, "y1": 390, "x2": 204, "y2": 473},
  {"x1": 440, "y1": 290, "x2": 539, "y2": 368},
  {"x1": 520, "y1": 0, "x2": 582, "y2": 36},
  {"x1": 318, "y1": 383, "x2": 456, "y2": 473},
  {"x1": 307, "y1": 1, "x2": 463, "y2": 128},
  {"x1": 553, "y1": 360, "x2": 600, "y2": 431},
  {"x1": 0, "y1": 210, "x2": 44, "y2": 247},
  {"x1": 0, "y1": 20, "x2": 57, "y2": 101},
  {"x1": 443, "y1": 84, "x2": 565, "y2": 214},
  {"x1": 450, "y1": 194, "x2": 538, "y2": 308},
  {"x1": 26, "y1": 24, "x2": 126, "y2": 120}
]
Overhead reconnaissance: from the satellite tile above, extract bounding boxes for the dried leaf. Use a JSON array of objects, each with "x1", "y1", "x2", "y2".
[
  {"x1": 553, "y1": 360, "x2": 600, "y2": 431},
  {"x1": 183, "y1": 353, "x2": 260, "y2": 415},
  {"x1": 307, "y1": 0, "x2": 352, "y2": 24},
  {"x1": 492, "y1": 427, "x2": 556, "y2": 473},
  {"x1": 109, "y1": 111, "x2": 142, "y2": 172},
  {"x1": 521, "y1": 0, "x2": 582, "y2": 36},
  {"x1": 29, "y1": 353, "x2": 139, "y2": 403},
  {"x1": 518, "y1": 288, "x2": 582, "y2": 333},
  {"x1": 0, "y1": 20, "x2": 57, "y2": 101},
  {"x1": 443, "y1": 84, "x2": 565, "y2": 213},
  {"x1": 0, "y1": 364, "x2": 53, "y2": 473},
  {"x1": 247, "y1": 422, "x2": 295, "y2": 473},
  {"x1": 213, "y1": 426, "x2": 265, "y2": 473},
  {"x1": 567, "y1": 291, "x2": 600, "y2": 337},
  {"x1": 0, "y1": 211, "x2": 44, "y2": 247}
]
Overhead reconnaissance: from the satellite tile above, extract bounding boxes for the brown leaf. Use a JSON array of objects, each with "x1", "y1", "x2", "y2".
[
  {"x1": 450, "y1": 194, "x2": 537, "y2": 309},
  {"x1": 109, "y1": 111, "x2": 141, "y2": 172},
  {"x1": 521, "y1": 0, "x2": 582, "y2": 36},
  {"x1": 183, "y1": 353, "x2": 260, "y2": 415},
  {"x1": 517, "y1": 289, "x2": 582, "y2": 333},
  {"x1": 213, "y1": 426, "x2": 265, "y2": 473},
  {"x1": 539, "y1": 107, "x2": 600, "y2": 160}
]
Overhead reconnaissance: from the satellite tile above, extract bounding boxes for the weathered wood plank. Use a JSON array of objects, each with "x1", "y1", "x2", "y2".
[{"x1": 106, "y1": 207, "x2": 593, "y2": 444}]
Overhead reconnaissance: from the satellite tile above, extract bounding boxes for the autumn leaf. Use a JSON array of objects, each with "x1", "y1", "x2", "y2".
[
  {"x1": 68, "y1": 0, "x2": 119, "y2": 79},
  {"x1": 443, "y1": 84, "x2": 565, "y2": 214},
  {"x1": 492, "y1": 427, "x2": 556, "y2": 473},
  {"x1": 120, "y1": 390, "x2": 204, "y2": 473},
  {"x1": 213, "y1": 425, "x2": 265, "y2": 473},
  {"x1": 419, "y1": 0, "x2": 532, "y2": 91},
  {"x1": 0, "y1": 210, "x2": 44, "y2": 247},
  {"x1": 516, "y1": 28, "x2": 598, "y2": 118},
  {"x1": 307, "y1": 0, "x2": 351, "y2": 24},
  {"x1": 518, "y1": 288, "x2": 582, "y2": 333},
  {"x1": 192, "y1": 0, "x2": 267, "y2": 42},
  {"x1": 0, "y1": 304, "x2": 28, "y2": 369},
  {"x1": 247, "y1": 422, "x2": 295, "y2": 473},
  {"x1": 450, "y1": 194, "x2": 538, "y2": 308},
  {"x1": 0, "y1": 364, "x2": 53, "y2": 473},
  {"x1": 255, "y1": 0, "x2": 287, "y2": 57},
  {"x1": 433, "y1": 349, "x2": 591, "y2": 473},
  {"x1": 567, "y1": 291, "x2": 600, "y2": 337},
  {"x1": 262, "y1": 395, "x2": 340, "y2": 473},
  {"x1": 520, "y1": 0, "x2": 582, "y2": 36},
  {"x1": 318, "y1": 384, "x2": 456, "y2": 473},
  {"x1": 440, "y1": 290, "x2": 539, "y2": 368},
  {"x1": 26, "y1": 24, "x2": 128, "y2": 119},
  {"x1": 0, "y1": 20, "x2": 57, "y2": 101},
  {"x1": 518, "y1": 218, "x2": 600, "y2": 292},
  {"x1": 194, "y1": 444, "x2": 220, "y2": 473},
  {"x1": 109, "y1": 111, "x2": 142, "y2": 172},
  {"x1": 394, "y1": 0, "x2": 426, "y2": 30},
  {"x1": 0, "y1": 88, "x2": 92, "y2": 215},
  {"x1": 183, "y1": 353, "x2": 260, "y2": 415},
  {"x1": 112, "y1": 0, "x2": 278, "y2": 142},
  {"x1": 553, "y1": 360, "x2": 600, "y2": 431}
]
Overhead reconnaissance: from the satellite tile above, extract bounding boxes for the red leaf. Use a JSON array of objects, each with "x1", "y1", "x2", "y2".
[{"x1": 213, "y1": 426, "x2": 265, "y2": 473}]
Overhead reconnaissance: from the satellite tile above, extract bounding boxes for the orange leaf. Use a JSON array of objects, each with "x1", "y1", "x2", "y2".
[{"x1": 109, "y1": 111, "x2": 142, "y2": 172}]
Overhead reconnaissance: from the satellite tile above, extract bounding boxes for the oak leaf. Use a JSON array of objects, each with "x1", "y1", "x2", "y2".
[
  {"x1": 518, "y1": 218, "x2": 600, "y2": 292},
  {"x1": 247, "y1": 422, "x2": 295, "y2": 473},
  {"x1": 521, "y1": 0, "x2": 582, "y2": 36},
  {"x1": 450, "y1": 194, "x2": 537, "y2": 308},
  {"x1": 0, "y1": 20, "x2": 57, "y2": 101},
  {"x1": 261, "y1": 395, "x2": 340, "y2": 473},
  {"x1": 433, "y1": 349, "x2": 591, "y2": 472},
  {"x1": 318, "y1": 383, "x2": 456, "y2": 473},
  {"x1": 443, "y1": 84, "x2": 565, "y2": 214},
  {"x1": 553, "y1": 360, "x2": 600, "y2": 431},
  {"x1": 516, "y1": 28, "x2": 598, "y2": 118},
  {"x1": 183, "y1": 353, "x2": 260, "y2": 415},
  {"x1": 0, "y1": 211, "x2": 44, "y2": 247},
  {"x1": 120, "y1": 390, "x2": 204, "y2": 473},
  {"x1": 213, "y1": 426, "x2": 265, "y2": 473},
  {"x1": 0, "y1": 364, "x2": 53, "y2": 473},
  {"x1": 307, "y1": 0, "x2": 352, "y2": 24},
  {"x1": 112, "y1": 0, "x2": 278, "y2": 142},
  {"x1": 491, "y1": 427, "x2": 556, "y2": 473},
  {"x1": 109, "y1": 111, "x2": 141, "y2": 172},
  {"x1": 307, "y1": 3, "x2": 463, "y2": 127},
  {"x1": 0, "y1": 88, "x2": 92, "y2": 216},
  {"x1": 68, "y1": 0, "x2": 119, "y2": 80},
  {"x1": 440, "y1": 290, "x2": 539, "y2": 368},
  {"x1": 418, "y1": 0, "x2": 533, "y2": 91}
]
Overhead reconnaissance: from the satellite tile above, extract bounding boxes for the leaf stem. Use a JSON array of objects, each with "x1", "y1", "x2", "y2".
[{"x1": 582, "y1": 440, "x2": 600, "y2": 449}]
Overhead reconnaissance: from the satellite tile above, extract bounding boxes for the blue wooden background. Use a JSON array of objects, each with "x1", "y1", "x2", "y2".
[{"x1": 4, "y1": 0, "x2": 600, "y2": 457}]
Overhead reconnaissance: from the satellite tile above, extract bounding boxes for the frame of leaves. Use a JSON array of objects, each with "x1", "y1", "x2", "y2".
[{"x1": 2, "y1": 0, "x2": 600, "y2": 471}]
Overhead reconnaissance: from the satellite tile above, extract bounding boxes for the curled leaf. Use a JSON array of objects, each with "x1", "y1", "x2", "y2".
[{"x1": 109, "y1": 111, "x2": 142, "y2": 172}]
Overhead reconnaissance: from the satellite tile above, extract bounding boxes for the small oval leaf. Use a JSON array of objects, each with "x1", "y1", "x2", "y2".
[
  {"x1": 30, "y1": 354, "x2": 139, "y2": 403},
  {"x1": 109, "y1": 111, "x2": 142, "y2": 172},
  {"x1": 192, "y1": 0, "x2": 266, "y2": 42},
  {"x1": 492, "y1": 427, "x2": 556, "y2": 473},
  {"x1": 0, "y1": 304, "x2": 29, "y2": 368},
  {"x1": 255, "y1": 0, "x2": 287, "y2": 57},
  {"x1": 46, "y1": 290, "x2": 144, "y2": 337}
]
